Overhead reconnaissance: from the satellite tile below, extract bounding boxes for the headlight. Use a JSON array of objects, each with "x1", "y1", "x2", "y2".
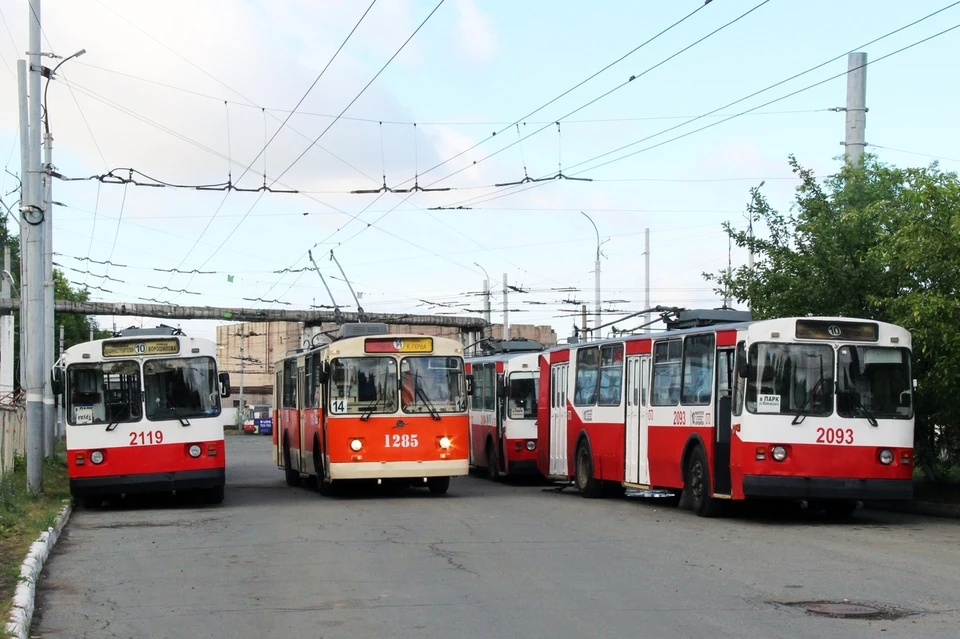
[
  {"x1": 526, "y1": 440, "x2": 536, "y2": 451},
  {"x1": 771, "y1": 445, "x2": 787, "y2": 462},
  {"x1": 90, "y1": 450, "x2": 104, "y2": 464},
  {"x1": 350, "y1": 439, "x2": 363, "y2": 452},
  {"x1": 188, "y1": 444, "x2": 202, "y2": 458},
  {"x1": 439, "y1": 436, "x2": 451, "y2": 449},
  {"x1": 879, "y1": 449, "x2": 894, "y2": 465}
]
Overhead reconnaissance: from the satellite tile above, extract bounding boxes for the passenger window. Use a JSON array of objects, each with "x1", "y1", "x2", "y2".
[
  {"x1": 598, "y1": 344, "x2": 624, "y2": 406},
  {"x1": 574, "y1": 347, "x2": 599, "y2": 406},
  {"x1": 651, "y1": 340, "x2": 681, "y2": 406},
  {"x1": 681, "y1": 334, "x2": 715, "y2": 406},
  {"x1": 733, "y1": 341, "x2": 746, "y2": 416}
]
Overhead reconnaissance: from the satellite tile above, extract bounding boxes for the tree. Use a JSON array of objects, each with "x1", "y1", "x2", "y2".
[{"x1": 707, "y1": 155, "x2": 960, "y2": 477}]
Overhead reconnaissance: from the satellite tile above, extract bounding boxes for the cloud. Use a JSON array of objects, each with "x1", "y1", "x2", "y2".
[{"x1": 454, "y1": 0, "x2": 497, "y2": 63}]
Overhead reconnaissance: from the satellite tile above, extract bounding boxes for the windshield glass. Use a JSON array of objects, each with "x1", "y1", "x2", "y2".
[
  {"x1": 401, "y1": 356, "x2": 465, "y2": 414},
  {"x1": 67, "y1": 361, "x2": 142, "y2": 425},
  {"x1": 329, "y1": 357, "x2": 398, "y2": 415},
  {"x1": 508, "y1": 372, "x2": 538, "y2": 419},
  {"x1": 837, "y1": 346, "x2": 913, "y2": 420},
  {"x1": 746, "y1": 343, "x2": 834, "y2": 416},
  {"x1": 144, "y1": 357, "x2": 220, "y2": 421}
]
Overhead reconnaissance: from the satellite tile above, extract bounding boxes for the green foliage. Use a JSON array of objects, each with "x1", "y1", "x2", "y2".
[{"x1": 707, "y1": 155, "x2": 960, "y2": 478}]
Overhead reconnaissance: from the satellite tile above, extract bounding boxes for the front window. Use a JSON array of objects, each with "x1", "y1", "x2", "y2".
[
  {"x1": 507, "y1": 372, "x2": 538, "y2": 419},
  {"x1": 67, "y1": 361, "x2": 142, "y2": 425},
  {"x1": 401, "y1": 356, "x2": 465, "y2": 413},
  {"x1": 144, "y1": 357, "x2": 221, "y2": 421},
  {"x1": 746, "y1": 343, "x2": 834, "y2": 415},
  {"x1": 329, "y1": 357, "x2": 398, "y2": 415},
  {"x1": 837, "y1": 346, "x2": 913, "y2": 420}
]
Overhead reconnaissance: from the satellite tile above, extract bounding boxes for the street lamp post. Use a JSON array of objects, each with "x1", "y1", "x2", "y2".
[
  {"x1": 473, "y1": 262, "x2": 491, "y2": 328},
  {"x1": 581, "y1": 212, "x2": 601, "y2": 341}
]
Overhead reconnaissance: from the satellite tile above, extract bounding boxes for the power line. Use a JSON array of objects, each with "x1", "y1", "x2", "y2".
[{"x1": 868, "y1": 144, "x2": 960, "y2": 164}]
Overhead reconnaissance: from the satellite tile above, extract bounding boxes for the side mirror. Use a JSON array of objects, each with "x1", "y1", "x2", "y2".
[
  {"x1": 51, "y1": 368, "x2": 63, "y2": 396},
  {"x1": 464, "y1": 374, "x2": 474, "y2": 396},
  {"x1": 316, "y1": 362, "x2": 329, "y2": 385},
  {"x1": 219, "y1": 372, "x2": 231, "y2": 398},
  {"x1": 736, "y1": 355, "x2": 748, "y2": 379},
  {"x1": 496, "y1": 373, "x2": 505, "y2": 399}
]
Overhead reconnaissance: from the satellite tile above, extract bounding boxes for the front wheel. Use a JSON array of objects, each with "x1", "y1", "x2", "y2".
[
  {"x1": 203, "y1": 485, "x2": 225, "y2": 505},
  {"x1": 687, "y1": 446, "x2": 723, "y2": 517},
  {"x1": 486, "y1": 442, "x2": 500, "y2": 482},
  {"x1": 283, "y1": 436, "x2": 299, "y2": 487},
  {"x1": 427, "y1": 476, "x2": 450, "y2": 495},
  {"x1": 575, "y1": 442, "x2": 603, "y2": 498}
]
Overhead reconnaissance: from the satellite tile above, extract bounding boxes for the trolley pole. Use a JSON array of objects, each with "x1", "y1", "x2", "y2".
[
  {"x1": 24, "y1": 0, "x2": 45, "y2": 492},
  {"x1": 844, "y1": 52, "x2": 867, "y2": 167}
]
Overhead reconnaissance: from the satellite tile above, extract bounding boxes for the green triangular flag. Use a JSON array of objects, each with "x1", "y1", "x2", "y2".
[{"x1": 227, "y1": 274, "x2": 234, "y2": 283}]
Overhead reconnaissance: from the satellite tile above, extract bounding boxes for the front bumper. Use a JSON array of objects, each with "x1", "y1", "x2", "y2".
[
  {"x1": 70, "y1": 468, "x2": 225, "y2": 497},
  {"x1": 742, "y1": 475, "x2": 913, "y2": 501}
]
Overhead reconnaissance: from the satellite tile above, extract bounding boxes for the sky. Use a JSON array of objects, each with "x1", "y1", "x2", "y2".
[{"x1": 0, "y1": 0, "x2": 958, "y2": 345}]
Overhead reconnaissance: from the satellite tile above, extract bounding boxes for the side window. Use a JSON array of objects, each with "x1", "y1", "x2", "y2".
[
  {"x1": 483, "y1": 364, "x2": 496, "y2": 411},
  {"x1": 640, "y1": 358, "x2": 649, "y2": 407},
  {"x1": 551, "y1": 367, "x2": 557, "y2": 408},
  {"x1": 681, "y1": 334, "x2": 715, "y2": 406},
  {"x1": 651, "y1": 340, "x2": 681, "y2": 406},
  {"x1": 733, "y1": 341, "x2": 746, "y2": 416},
  {"x1": 282, "y1": 359, "x2": 297, "y2": 409},
  {"x1": 304, "y1": 355, "x2": 315, "y2": 409},
  {"x1": 574, "y1": 347, "x2": 599, "y2": 406},
  {"x1": 598, "y1": 344, "x2": 624, "y2": 406}
]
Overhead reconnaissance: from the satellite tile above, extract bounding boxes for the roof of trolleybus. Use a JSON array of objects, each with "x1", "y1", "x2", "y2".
[{"x1": 62, "y1": 334, "x2": 218, "y2": 362}]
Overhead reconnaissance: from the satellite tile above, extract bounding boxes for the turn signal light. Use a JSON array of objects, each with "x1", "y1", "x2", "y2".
[
  {"x1": 755, "y1": 446, "x2": 766, "y2": 461},
  {"x1": 75, "y1": 452, "x2": 85, "y2": 466},
  {"x1": 900, "y1": 450, "x2": 912, "y2": 465}
]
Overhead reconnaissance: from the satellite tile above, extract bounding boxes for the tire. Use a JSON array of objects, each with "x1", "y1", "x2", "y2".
[
  {"x1": 485, "y1": 441, "x2": 500, "y2": 482},
  {"x1": 283, "y1": 435, "x2": 299, "y2": 487},
  {"x1": 687, "y1": 445, "x2": 723, "y2": 517},
  {"x1": 203, "y1": 485, "x2": 225, "y2": 505},
  {"x1": 822, "y1": 499, "x2": 858, "y2": 519},
  {"x1": 574, "y1": 441, "x2": 603, "y2": 498},
  {"x1": 427, "y1": 476, "x2": 450, "y2": 495},
  {"x1": 81, "y1": 496, "x2": 103, "y2": 509},
  {"x1": 314, "y1": 436, "x2": 336, "y2": 497}
]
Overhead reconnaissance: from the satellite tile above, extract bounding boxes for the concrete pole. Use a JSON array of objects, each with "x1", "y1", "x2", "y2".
[
  {"x1": 1, "y1": 247, "x2": 12, "y2": 400},
  {"x1": 581, "y1": 305, "x2": 587, "y2": 340},
  {"x1": 644, "y1": 228, "x2": 650, "y2": 333},
  {"x1": 581, "y1": 212, "x2": 600, "y2": 340},
  {"x1": 25, "y1": 0, "x2": 45, "y2": 492},
  {"x1": 482, "y1": 279, "x2": 491, "y2": 326},
  {"x1": 845, "y1": 52, "x2": 867, "y2": 167},
  {"x1": 239, "y1": 330, "x2": 245, "y2": 421},
  {"x1": 58, "y1": 324, "x2": 63, "y2": 438},
  {"x1": 43, "y1": 125, "x2": 54, "y2": 457},
  {"x1": 17, "y1": 64, "x2": 29, "y2": 402},
  {"x1": 502, "y1": 273, "x2": 508, "y2": 341}
]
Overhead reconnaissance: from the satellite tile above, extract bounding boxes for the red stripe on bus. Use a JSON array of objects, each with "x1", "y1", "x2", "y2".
[{"x1": 68, "y1": 440, "x2": 225, "y2": 479}]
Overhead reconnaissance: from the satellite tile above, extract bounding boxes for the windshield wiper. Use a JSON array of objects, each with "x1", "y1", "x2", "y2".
[
  {"x1": 360, "y1": 390, "x2": 384, "y2": 422},
  {"x1": 166, "y1": 398, "x2": 191, "y2": 427},
  {"x1": 791, "y1": 376, "x2": 827, "y2": 425},
  {"x1": 849, "y1": 392, "x2": 879, "y2": 427},
  {"x1": 415, "y1": 384, "x2": 441, "y2": 421}
]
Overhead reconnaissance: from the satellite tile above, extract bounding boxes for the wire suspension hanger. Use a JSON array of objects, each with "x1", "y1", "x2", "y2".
[{"x1": 394, "y1": 123, "x2": 449, "y2": 193}]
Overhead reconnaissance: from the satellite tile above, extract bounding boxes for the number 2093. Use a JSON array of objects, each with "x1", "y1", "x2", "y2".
[{"x1": 816, "y1": 427, "x2": 854, "y2": 445}]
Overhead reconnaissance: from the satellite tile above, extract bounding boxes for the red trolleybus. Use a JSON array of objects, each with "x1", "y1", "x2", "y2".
[
  {"x1": 466, "y1": 350, "x2": 542, "y2": 480},
  {"x1": 273, "y1": 324, "x2": 469, "y2": 495},
  {"x1": 538, "y1": 313, "x2": 914, "y2": 517},
  {"x1": 53, "y1": 326, "x2": 231, "y2": 507}
]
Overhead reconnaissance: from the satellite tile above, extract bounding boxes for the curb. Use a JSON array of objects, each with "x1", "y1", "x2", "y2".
[
  {"x1": 5, "y1": 502, "x2": 72, "y2": 639},
  {"x1": 863, "y1": 500, "x2": 960, "y2": 519}
]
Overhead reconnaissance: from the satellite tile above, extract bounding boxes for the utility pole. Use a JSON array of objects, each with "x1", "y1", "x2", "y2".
[
  {"x1": 844, "y1": 52, "x2": 867, "y2": 167},
  {"x1": 643, "y1": 228, "x2": 650, "y2": 333},
  {"x1": 1, "y1": 247, "x2": 13, "y2": 400},
  {"x1": 581, "y1": 305, "x2": 587, "y2": 340},
  {"x1": 501, "y1": 273, "x2": 509, "y2": 340},
  {"x1": 17, "y1": 65, "x2": 28, "y2": 407},
  {"x1": 57, "y1": 324, "x2": 63, "y2": 438},
  {"x1": 473, "y1": 262, "x2": 491, "y2": 329},
  {"x1": 23, "y1": 0, "x2": 45, "y2": 492},
  {"x1": 725, "y1": 222, "x2": 732, "y2": 309},
  {"x1": 42, "y1": 85, "x2": 55, "y2": 457},
  {"x1": 238, "y1": 329, "x2": 245, "y2": 419},
  {"x1": 581, "y1": 212, "x2": 601, "y2": 341}
]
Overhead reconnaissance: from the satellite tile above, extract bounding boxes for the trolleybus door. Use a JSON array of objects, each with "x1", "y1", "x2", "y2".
[
  {"x1": 713, "y1": 348, "x2": 735, "y2": 495},
  {"x1": 274, "y1": 370, "x2": 284, "y2": 468},
  {"x1": 297, "y1": 365, "x2": 307, "y2": 474},
  {"x1": 625, "y1": 355, "x2": 651, "y2": 485},
  {"x1": 549, "y1": 363, "x2": 569, "y2": 476}
]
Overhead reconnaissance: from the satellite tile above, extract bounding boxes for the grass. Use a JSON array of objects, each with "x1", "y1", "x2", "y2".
[
  {"x1": 0, "y1": 453, "x2": 70, "y2": 627},
  {"x1": 912, "y1": 467, "x2": 960, "y2": 504}
]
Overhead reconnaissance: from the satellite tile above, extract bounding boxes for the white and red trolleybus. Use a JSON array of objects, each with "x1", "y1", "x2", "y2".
[
  {"x1": 537, "y1": 314, "x2": 915, "y2": 517},
  {"x1": 272, "y1": 323, "x2": 470, "y2": 495},
  {"x1": 466, "y1": 350, "x2": 542, "y2": 480},
  {"x1": 53, "y1": 326, "x2": 231, "y2": 507}
]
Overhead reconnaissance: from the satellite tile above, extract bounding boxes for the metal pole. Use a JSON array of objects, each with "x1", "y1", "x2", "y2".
[
  {"x1": 482, "y1": 279, "x2": 490, "y2": 326},
  {"x1": 1, "y1": 247, "x2": 12, "y2": 400},
  {"x1": 42, "y1": 123, "x2": 54, "y2": 456},
  {"x1": 239, "y1": 330, "x2": 245, "y2": 422},
  {"x1": 644, "y1": 228, "x2": 650, "y2": 333},
  {"x1": 581, "y1": 212, "x2": 600, "y2": 340},
  {"x1": 25, "y1": 0, "x2": 44, "y2": 492},
  {"x1": 845, "y1": 52, "x2": 867, "y2": 167},
  {"x1": 502, "y1": 273, "x2": 508, "y2": 341},
  {"x1": 58, "y1": 324, "x2": 63, "y2": 438},
  {"x1": 581, "y1": 304, "x2": 587, "y2": 339},
  {"x1": 17, "y1": 63, "x2": 29, "y2": 402}
]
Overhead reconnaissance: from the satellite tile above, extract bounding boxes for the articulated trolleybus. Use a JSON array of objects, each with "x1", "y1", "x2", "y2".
[
  {"x1": 54, "y1": 326, "x2": 232, "y2": 507},
  {"x1": 273, "y1": 323, "x2": 469, "y2": 495},
  {"x1": 466, "y1": 347, "x2": 543, "y2": 480},
  {"x1": 538, "y1": 313, "x2": 914, "y2": 517}
]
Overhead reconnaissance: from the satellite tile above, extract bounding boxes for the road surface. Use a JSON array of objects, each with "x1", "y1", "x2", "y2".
[{"x1": 33, "y1": 436, "x2": 960, "y2": 638}]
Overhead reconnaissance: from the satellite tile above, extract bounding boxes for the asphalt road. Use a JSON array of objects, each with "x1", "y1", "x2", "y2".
[{"x1": 33, "y1": 436, "x2": 960, "y2": 639}]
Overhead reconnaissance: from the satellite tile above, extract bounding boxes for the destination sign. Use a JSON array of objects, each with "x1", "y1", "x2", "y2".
[{"x1": 102, "y1": 339, "x2": 180, "y2": 358}]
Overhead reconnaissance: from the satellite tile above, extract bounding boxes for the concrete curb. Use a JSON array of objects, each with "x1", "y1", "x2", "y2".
[
  {"x1": 5, "y1": 501, "x2": 72, "y2": 639},
  {"x1": 863, "y1": 500, "x2": 960, "y2": 519}
]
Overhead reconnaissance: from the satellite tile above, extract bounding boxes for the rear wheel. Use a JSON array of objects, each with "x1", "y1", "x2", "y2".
[
  {"x1": 203, "y1": 485, "x2": 224, "y2": 505},
  {"x1": 687, "y1": 445, "x2": 723, "y2": 517},
  {"x1": 283, "y1": 435, "x2": 299, "y2": 487},
  {"x1": 485, "y1": 441, "x2": 500, "y2": 482},
  {"x1": 575, "y1": 441, "x2": 603, "y2": 498},
  {"x1": 427, "y1": 476, "x2": 450, "y2": 495},
  {"x1": 314, "y1": 436, "x2": 336, "y2": 497}
]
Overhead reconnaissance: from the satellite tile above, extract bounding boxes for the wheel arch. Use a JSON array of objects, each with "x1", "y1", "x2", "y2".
[{"x1": 680, "y1": 433, "x2": 708, "y2": 487}]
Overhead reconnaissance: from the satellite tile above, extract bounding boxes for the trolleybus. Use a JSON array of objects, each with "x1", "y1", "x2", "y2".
[
  {"x1": 53, "y1": 326, "x2": 231, "y2": 507},
  {"x1": 538, "y1": 314, "x2": 914, "y2": 517},
  {"x1": 273, "y1": 323, "x2": 470, "y2": 495},
  {"x1": 466, "y1": 350, "x2": 542, "y2": 480}
]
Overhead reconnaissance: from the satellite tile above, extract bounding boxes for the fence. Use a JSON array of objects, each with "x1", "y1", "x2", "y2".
[{"x1": 0, "y1": 403, "x2": 25, "y2": 476}]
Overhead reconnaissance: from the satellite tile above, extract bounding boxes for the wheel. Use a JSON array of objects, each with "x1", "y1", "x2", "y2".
[
  {"x1": 81, "y1": 496, "x2": 103, "y2": 509},
  {"x1": 574, "y1": 441, "x2": 603, "y2": 498},
  {"x1": 687, "y1": 446, "x2": 723, "y2": 517},
  {"x1": 822, "y1": 499, "x2": 858, "y2": 519},
  {"x1": 427, "y1": 476, "x2": 450, "y2": 495},
  {"x1": 203, "y1": 485, "x2": 224, "y2": 505},
  {"x1": 485, "y1": 441, "x2": 500, "y2": 482},
  {"x1": 603, "y1": 482, "x2": 626, "y2": 498},
  {"x1": 283, "y1": 436, "x2": 300, "y2": 487},
  {"x1": 313, "y1": 436, "x2": 336, "y2": 497}
]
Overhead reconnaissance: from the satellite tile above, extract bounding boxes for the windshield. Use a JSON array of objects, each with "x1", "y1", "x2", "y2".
[
  {"x1": 329, "y1": 357, "x2": 398, "y2": 415},
  {"x1": 144, "y1": 357, "x2": 221, "y2": 421},
  {"x1": 401, "y1": 356, "x2": 465, "y2": 414},
  {"x1": 837, "y1": 346, "x2": 913, "y2": 420},
  {"x1": 746, "y1": 343, "x2": 834, "y2": 416},
  {"x1": 67, "y1": 361, "x2": 142, "y2": 426},
  {"x1": 508, "y1": 372, "x2": 538, "y2": 419}
]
